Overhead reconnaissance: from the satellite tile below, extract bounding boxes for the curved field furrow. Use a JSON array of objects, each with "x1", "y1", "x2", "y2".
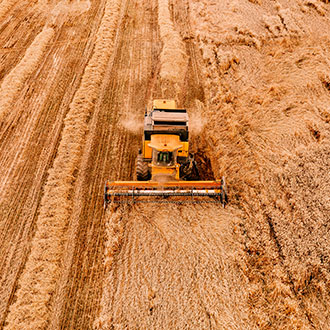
[{"x1": 0, "y1": 3, "x2": 47, "y2": 81}]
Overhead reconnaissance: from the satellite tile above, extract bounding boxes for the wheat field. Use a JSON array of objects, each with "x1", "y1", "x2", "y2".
[{"x1": 0, "y1": 0, "x2": 329, "y2": 329}]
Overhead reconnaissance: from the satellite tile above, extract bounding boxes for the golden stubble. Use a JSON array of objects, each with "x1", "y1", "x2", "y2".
[{"x1": 3, "y1": 0, "x2": 121, "y2": 328}]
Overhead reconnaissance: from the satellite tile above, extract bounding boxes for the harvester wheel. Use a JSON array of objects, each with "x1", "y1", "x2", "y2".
[
  {"x1": 180, "y1": 153, "x2": 199, "y2": 180},
  {"x1": 136, "y1": 154, "x2": 150, "y2": 181},
  {"x1": 104, "y1": 182, "x2": 110, "y2": 210},
  {"x1": 220, "y1": 176, "x2": 228, "y2": 207}
]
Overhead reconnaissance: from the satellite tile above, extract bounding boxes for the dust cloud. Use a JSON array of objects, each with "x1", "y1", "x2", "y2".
[
  {"x1": 34, "y1": 0, "x2": 91, "y2": 27},
  {"x1": 119, "y1": 114, "x2": 144, "y2": 134},
  {"x1": 189, "y1": 99, "x2": 207, "y2": 135},
  {"x1": 50, "y1": 0, "x2": 91, "y2": 17},
  {"x1": 48, "y1": 0, "x2": 91, "y2": 25}
]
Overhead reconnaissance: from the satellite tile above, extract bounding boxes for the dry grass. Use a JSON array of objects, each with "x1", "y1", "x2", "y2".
[
  {"x1": 94, "y1": 206, "x2": 126, "y2": 330},
  {"x1": 268, "y1": 141, "x2": 330, "y2": 328},
  {"x1": 190, "y1": 0, "x2": 330, "y2": 327},
  {"x1": 95, "y1": 204, "x2": 255, "y2": 330},
  {"x1": 0, "y1": 0, "x2": 17, "y2": 21},
  {"x1": 303, "y1": 0, "x2": 326, "y2": 16},
  {"x1": 94, "y1": 1, "x2": 329, "y2": 328},
  {"x1": 3, "y1": 0, "x2": 121, "y2": 328},
  {"x1": 0, "y1": 27, "x2": 55, "y2": 123},
  {"x1": 1, "y1": 0, "x2": 329, "y2": 328}
]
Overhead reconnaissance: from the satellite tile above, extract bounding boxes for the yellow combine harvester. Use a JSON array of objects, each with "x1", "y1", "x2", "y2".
[{"x1": 104, "y1": 99, "x2": 227, "y2": 207}]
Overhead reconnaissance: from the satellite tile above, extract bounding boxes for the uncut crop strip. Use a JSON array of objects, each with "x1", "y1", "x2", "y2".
[
  {"x1": 3, "y1": 0, "x2": 121, "y2": 328},
  {"x1": 94, "y1": 208, "x2": 126, "y2": 329},
  {"x1": 0, "y1": 27, "x2": 54, "y2": 124},
  {"x1": 188, "y1": 1, "x2": 330, "y2": 328},
  {"x1": 158, "y1": 0, "x2": 187, "y2": 93}
]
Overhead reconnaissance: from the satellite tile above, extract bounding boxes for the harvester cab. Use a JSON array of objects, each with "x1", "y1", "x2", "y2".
[
  {"x1": 104, "y1": 99, "x2": 228, "y2": 207},
  {"x1": 148, "y1": 134, "x2": 182, "y2": 181}
]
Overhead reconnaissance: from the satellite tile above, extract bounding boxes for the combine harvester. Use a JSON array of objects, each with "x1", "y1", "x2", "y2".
[{"x1": 104, "y1": 100, "x2": 228, "y2": 207}]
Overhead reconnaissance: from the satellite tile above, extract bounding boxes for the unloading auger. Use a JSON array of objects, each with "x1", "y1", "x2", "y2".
[{"x1": 104, "y1": 99, "x2": 228, "y2": 208}]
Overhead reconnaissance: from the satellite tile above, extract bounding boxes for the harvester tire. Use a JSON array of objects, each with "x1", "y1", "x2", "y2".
[
  {"x1": 220, "y1": 176, "x2": 228, "y2": 207},
  {"x1": 180, "y1": 154, "x2": 199, "y2": 180},
  {"x1": 136, "y1": 154, "x2": 150, "y2": 181}
]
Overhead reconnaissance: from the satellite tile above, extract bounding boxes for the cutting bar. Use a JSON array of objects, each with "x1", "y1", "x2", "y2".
[
  {"x1": 108, "y1": 189, "x2": 221, "y2": 196},
  {"x1": 103, "y1": 179, "x2": 228, "y2": 208}
]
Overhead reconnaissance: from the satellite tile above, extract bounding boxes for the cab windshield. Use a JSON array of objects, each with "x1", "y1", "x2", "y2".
[{"x1": 153, "y1": 150, "x2": 175, "y2": 166}]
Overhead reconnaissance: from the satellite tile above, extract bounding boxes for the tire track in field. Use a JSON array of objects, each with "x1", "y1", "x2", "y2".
[
  {"x1": 0, "y1": 27, "x2": 54, "y2": 130},
  {"x1": 0, "y1": 26, "x2": 66, "y2": 330},
  {"x1": 3, "y1": 0, "x2": 121, "y2": 328}
]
